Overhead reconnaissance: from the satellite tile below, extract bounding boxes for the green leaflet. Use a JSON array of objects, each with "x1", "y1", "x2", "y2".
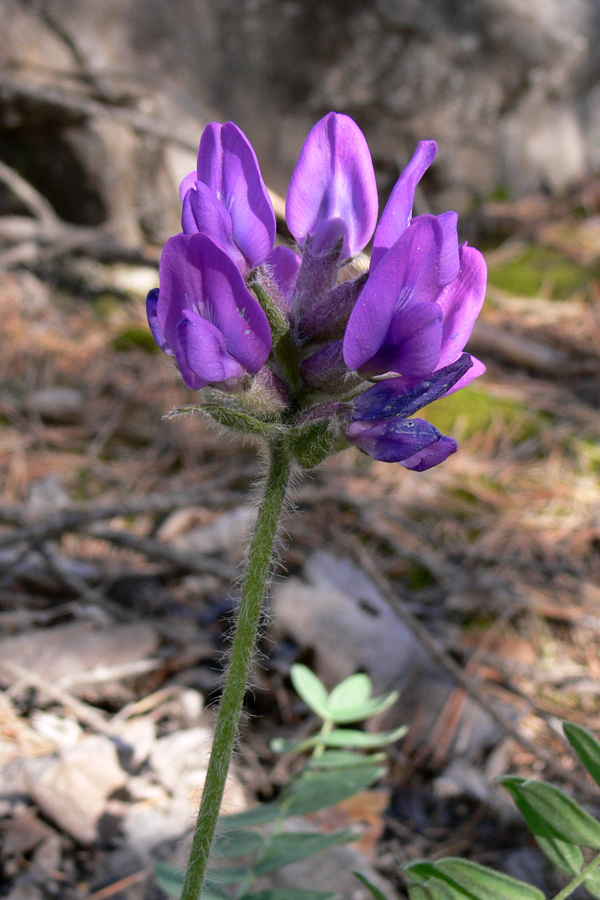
[
  {"x1": 218, "y1": 803, "x2": 283, "y2": 832},
  {"x1": 212, "y1": 828, "x2": 265, "y2": 858},
  {"x1": 290, "y1": 664, "x2": 330, "y2": 718},
  {"x1": 154, "y1": 862, "x2": 228, "y2": 900},
  {"x1": 563, "y1": 722, "x2": 600, "y2": 789},
  {"x1": 318, "y1": 725, "x2": 407, "y2": 749},
  {"x1": 253, "y1": 829, "x2": 356, "y2": 876},
  {"x1": 500, "y1": 777, "x2": 600, "y2": 850},
  {"x1": 353, "y1": 871, "x2": 393, "y2": 900},
  {"x1": 282, "y1": 764, "x2": 385, "y2": 816},
  {"x1": 500, "y1": 777, "x2": 583, "y2": 877}
]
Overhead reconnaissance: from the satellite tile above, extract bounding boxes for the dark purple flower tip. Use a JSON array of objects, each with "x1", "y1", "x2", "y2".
[
  {"x1": 436, "y1": 244, "x2": 487, "y2": 390},
  {"x1": 399, "y1": 433, "x2": 457, "y2": 471},
  {"x1": 347, "y1": 415, "x2": 453, "y2": 466},
  {"x1": 146, "y1": 287, "x2": 172, "y2": 355},
  {"x1": 352, "y1": 353, "x2": 473, "y2": 423},
  {"x1": 286, "y1": 112, "x2": 378, "y2": 259},
  {"x1": 183, "y1": 122, "x2": 276, "y2": 270},
  {"x1": 371, "y1": 140, "x2": 437, "y2": 270},
  {"x1": 155, "y1": 232, "x2": 272, "y2": 389},
  {"x1": 343, "y1": 215, "x2": 445, "y2": 378}
]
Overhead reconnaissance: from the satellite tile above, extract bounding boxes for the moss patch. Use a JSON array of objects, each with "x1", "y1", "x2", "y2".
[
  {"x1": 112, "y1": 327, "x2": 159, "y2": 353},
  {"x1": 421, "y1": 387, "x2": 542, "y2": 443},
  {"x1": 488, "y1": 245, "x2": 597, "y2": 299}
]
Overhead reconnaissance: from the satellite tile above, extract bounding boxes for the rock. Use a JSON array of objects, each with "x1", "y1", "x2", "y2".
[
  {"x1": 25, "y1": 735, "x2": 127, "y2": 844},
  {"x1": 25, "y1": 388, "x2": 84, "y2": 425},
  {"x1": 159, "y1": 506, "x2": 257, "y2": 565},
  {"x1": 0, "y1": 621, "x2": 159, "y2": 688},
  {"x1": 271, "y1": 550, "x2": 430, "y2": 690}
]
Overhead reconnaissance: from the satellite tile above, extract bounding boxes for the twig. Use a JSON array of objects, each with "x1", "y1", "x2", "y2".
[
  {"x1": 85, "y1": 869, "x2": 151, "y2": 900},
  {"x1": 0, "y1": 660, "x2": 111, "y2": 735},
  {"x1": 348, "y1": 538, "x2": 597, "y2": 800},
  {"x1": 0, "y1": 484, "x2": 246, "y2": 547},
  {"x1": 92, "y1": 527, "x2": 236, "y2": 581}
]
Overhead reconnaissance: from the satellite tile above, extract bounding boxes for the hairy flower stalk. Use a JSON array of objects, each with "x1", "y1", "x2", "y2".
[{"x1": 147, "y1": 112, "x2": 487, "y2": 898}]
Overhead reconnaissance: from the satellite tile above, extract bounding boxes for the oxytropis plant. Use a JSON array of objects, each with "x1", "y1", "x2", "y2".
[{"x1": 147, "y1": 112, "x2": 487, "y2": 900}]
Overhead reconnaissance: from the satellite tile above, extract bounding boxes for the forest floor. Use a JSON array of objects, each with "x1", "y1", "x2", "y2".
[{"x1": 2, "y1": 182, "x2": 600, "y2": 899}]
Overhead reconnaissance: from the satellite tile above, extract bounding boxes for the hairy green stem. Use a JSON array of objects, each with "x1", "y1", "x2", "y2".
[
  {"x1": 181, "y1": 439, "x2": 292, "y2": 900},
  {"x1": 552, "y1": 853, "x2": 600, "y2": 900}
]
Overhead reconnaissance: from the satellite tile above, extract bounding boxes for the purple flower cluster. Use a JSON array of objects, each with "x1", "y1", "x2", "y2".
[{"x1": 148, "y1": 113, "x2": 486, "y2": 471}]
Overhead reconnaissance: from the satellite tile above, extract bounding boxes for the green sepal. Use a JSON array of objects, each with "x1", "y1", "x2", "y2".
[
  {"x1": 286, "y1": 419, "x2": 338, "y2": 468},
  {"x1": 250, "y1": 282, "x2": 301, "y2": 390},
  {"x1": 199, "y1": 402, "x2": 283, "y2": 437}
]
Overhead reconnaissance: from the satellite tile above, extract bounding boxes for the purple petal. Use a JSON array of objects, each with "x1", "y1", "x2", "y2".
[
  {"x1": 286, "y1": 113, "x2": 378, "y2": 259},
  {"x1": 174, "y1": 308, "x2": 246, "y2": 389},
  {"x1": 343, "y1": 216, "x2": 444, "y2": 375},
  {"x1": 182, "y1": 181, "x2": 247, "y2": 272},
  {"x1": 352, "y1": 353, "x2": 473, "y2": 422},
  {"x1": 179, "y1": 170, "x2": 197, "y2": 203},
  {"x1": 196, "y1": 122, "x2": 276, "y2": 268},
  {"x1": 400, "y1": 433, "x2": 458, "y2": 471},
  {"x1": 371, "y1": 141, "x2": 437, "y2": 270},
  {"x1": 347, "y1": 415, "x2": 447, "y2": 463},
  {"x1": 368, "y1": 300, "x2": 443, "y2": 379},
  {"x1": 437, "y1": 245, "x2": 487, "y2": 369},
  {"x1": 146, "y1": 287, "x2": 172, "y2": 354},
  {"x1": 436, "y1": 210, "x2": 460, "y2": 286},
  {"x1": 157, "y1": 233, "x2": 272, "y2": 377}
]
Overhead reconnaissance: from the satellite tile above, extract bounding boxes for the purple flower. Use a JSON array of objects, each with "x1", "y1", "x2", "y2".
[
  {"x1": 347, "y1": 417, "x2": 457, "y2": 471},
  {"x1": 346, "y1": 355, "x2": 471, "y2": 471},
  {"x1": 147, "y1": 233, "x2": 272, "y2": 390},
  {"x1": 180, "y1": 122, "x2": 276, "y2": 275},
  {"x1": 343, "y1": 217, "x2": 486, "y2": 388},
  {"x1": 286, "y1": 113, "x2": 378, "y2": 260}
]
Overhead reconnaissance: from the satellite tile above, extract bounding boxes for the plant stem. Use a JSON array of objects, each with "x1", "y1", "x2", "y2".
[
  {"x1": 181, "y1": 439, "x2": 292, "y2": 900},
  {"x1": 552, "y1": 853, "x2": 600, "y2": 900}
]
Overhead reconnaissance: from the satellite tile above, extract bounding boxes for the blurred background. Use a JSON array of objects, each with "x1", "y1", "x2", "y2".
[{"x1": 3, "y1": 3, "x2": 600, "y2": 899}]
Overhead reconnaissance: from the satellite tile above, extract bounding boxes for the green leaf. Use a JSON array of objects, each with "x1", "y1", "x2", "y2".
[
  {"x1": 282, "y1": 764, "x2": 384, "y2": 816},
  {"x1": 435, "y1": 858, "x2": 545, "y2": 900},
  {"x1": 154, "y1": 862, "x2": 228, "y2": 900},
  {"x1": 354, "y1": 871, "x2": 393, "y2": 900},
  {"x1": 564, "y1": 722, "x2": 600, "y2": 788},
  {"x1": 307, "y1": 750, "x2": 387, "y2": 769},
  {"x1": 500, "y1": 777, "x2": 584, "y2": 876},
  {"x1": 408, "y1": 883, "x2": 459, "y2": 900},
  {"x1": 241, "y1": 891, "x2": 337, "y2": 900},
  {"x1": 218, "y1": 803, "x2": 283, "y2": 832},
  {"x1": 290, "y1": 664, "x2": 331, "y2": 719},
  {"x1": 205, "y1": 866, "x2": 250, "y2": 885},
  {"x1": 213, "y1": 828, "x2": 265, "y2": 858},
  {"x1": 500, "y1": 778, "x2": 600, "y2": 850},
  {"x1": 321, "y1": 725, "x2": 407, "y2": 749},
  {"x1": 253, "y1": 829, "x2": 356, "y2": 876},
  {"x1": 329, "y1": 674, "x2": 372, "y2": 710},
  {"x1": 585, "y1": 866, "x2": 600, "y2": 899}
]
